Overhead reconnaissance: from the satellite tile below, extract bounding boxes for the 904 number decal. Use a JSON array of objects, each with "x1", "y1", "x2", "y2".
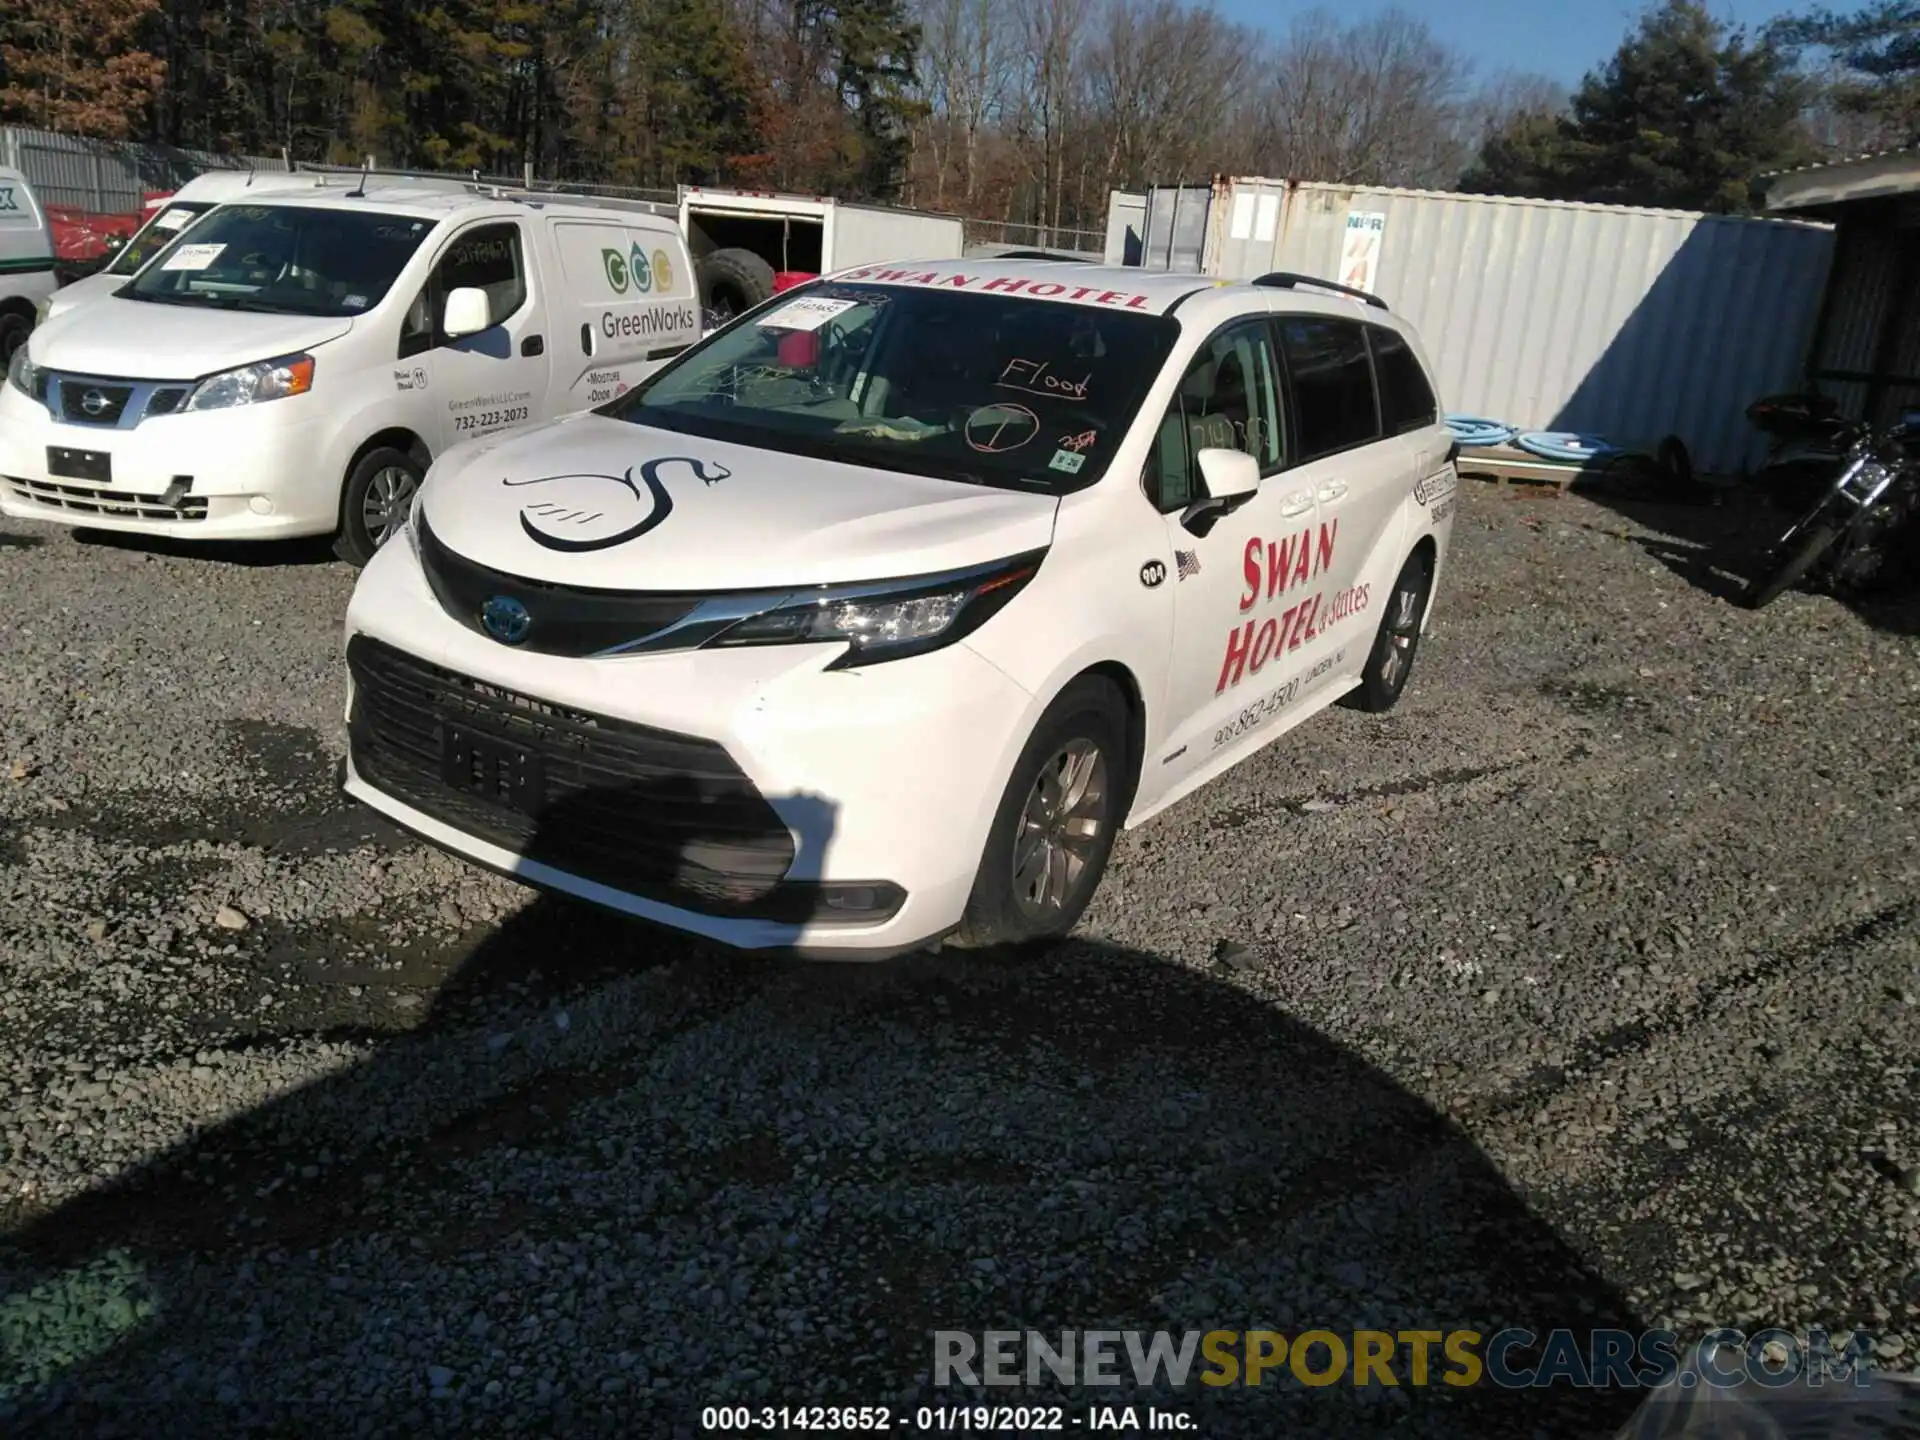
[{"x1": 453, "y1": 405, "x2": 530, "y2": 433}]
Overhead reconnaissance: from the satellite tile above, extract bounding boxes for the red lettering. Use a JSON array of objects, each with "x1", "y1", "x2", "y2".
[
  {"x1": 1241, "y1": 539, "x2": 1261, "y2": 612},
  {"x1": 1066, "y1": 286, "x2": 1099, "y2": 300},
  {"x1": 1250, "y1": 618, "x2": 1279, "y2": 672},
  {"x1": 983, "y1": 277, "x2": 1028, "y2": 294},
  {"x1": 1026, "y1": 282, "x2": 1067, "y2": 297},
  {"x1": 1095, "y1": 290, "x2": 1127, "y2": 305},
  {"x1": 842, "y1": 267, "x2": 873, "y2": 280},
  {"x1": 1289, "y1": 534, "x2": 1311, "y2": 590},
  {"x1": 906, "y1": 271, "x2": 940, "y2": 285},
  {"x1": 873, "y1": 269, "x2": 912, "y2": 282},
  {"x1": 942, "y1": 274, "x2": 973, "y2": 287},
  {"x1": 1316, "y1": 519, "x2": 1337, "y2": 574},
  {"x1": 1217, "y1": 622, "x2": 1255, "y2": 694},
  {"x1": 1287, "y1": 596, "x2": 1320, "y2": 651},
  {"x1": 1266, "y1": 536, "x2": 1293, "y2": 601},
  {"x1": 1126, "y1": 294, "x2": 1149, "y2": 309}
]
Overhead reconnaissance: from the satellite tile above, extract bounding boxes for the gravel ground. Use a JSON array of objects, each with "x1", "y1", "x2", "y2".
[{"x1": 1, "y1": 486, "x2": 1918, "y2": 1439}]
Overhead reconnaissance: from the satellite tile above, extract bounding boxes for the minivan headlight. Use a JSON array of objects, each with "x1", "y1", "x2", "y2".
[
  {"x1": 707, "y1": 550, "x2": 1046, "y2": 669},
  {"x1": 6, "y1": 345, "x2": 45, "y2": 402},
  {"x1": 185, "y1": 353, "x2": 316, "y2": 412}
]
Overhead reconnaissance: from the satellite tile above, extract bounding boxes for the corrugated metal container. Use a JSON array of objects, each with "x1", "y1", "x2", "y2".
[{"x1": 1127, "y1": 177, "x2": 1838, "y2": 473}]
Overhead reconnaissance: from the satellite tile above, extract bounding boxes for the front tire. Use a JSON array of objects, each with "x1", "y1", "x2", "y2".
[
  {"x1": 950, "y1": 677, "x2": 1128, "y2": 952},
  {"x1": 1341, "y1": 549, "x2": 1433, "y2": 713},
  {"x1": 0, "y1": 309, "x2": 31, "y2": 367},
  {"x1": 335, "y1": 447, "x2": 425, "y2": 567},
  {"x1": 1747, "y1": 519, "x2": 1842, "y2": 609}
]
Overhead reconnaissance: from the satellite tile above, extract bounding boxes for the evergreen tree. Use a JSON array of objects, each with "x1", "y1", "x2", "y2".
[{"x1": 1772, "y1": 1, "x2": 1920, "y2": 147}]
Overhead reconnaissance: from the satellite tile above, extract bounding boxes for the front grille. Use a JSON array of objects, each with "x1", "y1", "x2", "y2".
[
  {"x1": 346, "y1": 634, "x2": 808, "y2": 918},
  {"x1": 5, "y1": 476, "x2": 208, "y2": 522},
  {"x1": 57, "y1": 380, "x2": 134, "y2": 426},
  {"x1": 419, "y1": 519, "x2": 706, "y2": 657},
  {"x1": 145, "y1": 387, "x2": 191, "y2": 418}
]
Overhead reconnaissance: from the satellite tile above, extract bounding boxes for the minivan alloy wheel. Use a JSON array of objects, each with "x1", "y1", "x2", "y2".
[
  {"x1": 363, "y1": 465, "x2": 419, "y2": 547},
  {"x1": 1378, "y1": 578, "x2": 1424, "y2": 690},
  {"x1": 1012, "y1": 738, "x2": 1110, "y2": 919}
]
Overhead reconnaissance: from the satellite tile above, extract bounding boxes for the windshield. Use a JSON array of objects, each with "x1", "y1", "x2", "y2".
[
  {"x1": 107, "y1": 201, "x2": 214, "y2": 276},
  {"x1": 608, "y1": 282, "x2": 1180, "y2": 493},
  {"x1": 122, "y1": 204, "x2": 437, "y2": 316}
]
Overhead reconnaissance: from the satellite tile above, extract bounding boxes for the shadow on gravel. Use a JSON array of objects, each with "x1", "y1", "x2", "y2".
[
  {"x1": 0, "y1": 533, "x2": 45, "y2": 551},
  {"x1": 69, "y1": 528, "x2": 341, "y2": 569},
  {"x1": 1567, "y1": 474, "x2": 1920, "y2": 638},
  {"x1": 1, "y1": 776, "x2": 1645, "y2": 1440}
]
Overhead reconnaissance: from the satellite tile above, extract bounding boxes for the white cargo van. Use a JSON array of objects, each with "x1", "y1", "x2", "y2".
[
  {"x1": 40, "y1": 170, "x2": 448, "y2": 324},
  {"x1": 0, "y1": 167, "x2": 57, "y2": 365},
  {"x1": 1, "y1": 182, "x2": 699, "y2": 563}
]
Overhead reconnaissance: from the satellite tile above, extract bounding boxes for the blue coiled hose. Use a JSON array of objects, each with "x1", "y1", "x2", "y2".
[
  {"x1": 1513, "y1": 430, "x2": 1621, "y2": 463},
  {"x1": 1445, "y1": 414, "x2": 1515, "y2": 448}
]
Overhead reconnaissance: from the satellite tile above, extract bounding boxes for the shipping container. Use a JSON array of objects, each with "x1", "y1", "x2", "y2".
[{"x1": 1116, "y1": 177, "x2": 1838, "y2": 473}]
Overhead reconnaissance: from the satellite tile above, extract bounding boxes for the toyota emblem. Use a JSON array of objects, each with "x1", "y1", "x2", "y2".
[
  {"x1": 480, "y1": 594, "x2": 532, "y2": 645},
  {"x1": 79, "y1": 388, "x2": 110, "y2": 416}
]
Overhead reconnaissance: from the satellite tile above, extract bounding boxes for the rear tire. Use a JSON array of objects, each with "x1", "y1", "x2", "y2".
[
  {"x1": 949, "y1": 677, "x2": 1128, "y2": 952},
  {"x1": 697, "y1": 248, "x2": 776, "y2": 328},
  {"x1": 1341, "y1": 549, "x2": 1433, "y2": 714},
  {"x1": 0, "y1": 309, "x2": 31, "y2": 367},
  {"x1": 334, "y1": 446, "x2": 425, "y2": 567},
  {"x1": 1747, "y1": 519, "x2": 1842, "y2": 609}
]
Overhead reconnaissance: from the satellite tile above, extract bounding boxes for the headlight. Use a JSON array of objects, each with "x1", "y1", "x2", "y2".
[
  {"x1": 706, "y1": 550, "x2": 1045, "y2": 669},
  {"x1": 184, "y1": 353, "x2": 316, "y2": 412},
  {"x1": 6, "y1": 345, "x2": 45, "y2": 403}
]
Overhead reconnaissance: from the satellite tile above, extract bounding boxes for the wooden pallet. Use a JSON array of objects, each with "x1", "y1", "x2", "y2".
[{"x1": 1453, "y1": 442, "x2": 1594, "y2": 495}]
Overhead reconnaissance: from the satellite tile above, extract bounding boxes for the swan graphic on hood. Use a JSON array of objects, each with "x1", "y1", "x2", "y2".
[{"x1": 504, "y1": 456, "x2": 732, "y2": 552}]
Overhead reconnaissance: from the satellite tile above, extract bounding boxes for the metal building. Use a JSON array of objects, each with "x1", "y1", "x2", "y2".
[
  {"x1": 1765, "y1": 147, "x2": 1920, "y2": 428},
  {"x1": 1118, "y1": 177, "x2": 1839, "y2": 474}
]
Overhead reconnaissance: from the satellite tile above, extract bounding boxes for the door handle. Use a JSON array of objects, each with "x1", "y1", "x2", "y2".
[
  {"x1": 1317, "y1": 480, "x2": 1347, "y2": 501},
  {"x1": 1278, "y1": 490, "x2": 1313, "y2": 517},
  {"x1": 579, "y1": 324, "x2": 593, "y2": 355},
  {"x1": 521, "y1": 334, "x2": 545, "y2": 357}
]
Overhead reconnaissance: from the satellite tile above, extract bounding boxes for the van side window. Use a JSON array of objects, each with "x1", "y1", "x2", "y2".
[
  {"x1": 1368, "y1": 324, "x2": 1439, "y2": 434},
  {"x1": 1277, "y1": 316, "x2": 1380, "y2": 461},
  {"x1": 436, "y1": 223, "x2": 527, "y2": 333},
  {"x1": 1143, "y1": 322, "x2": 1285, "y2": 513},
  {"x1": 398, "y1": 287, "x2": 432, "y2": 359}
]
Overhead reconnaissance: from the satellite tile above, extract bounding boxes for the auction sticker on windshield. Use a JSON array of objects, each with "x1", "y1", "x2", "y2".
[
  {"x1": 763, "y1": 297, "x2": 858, "y2": 332},
  {"x1": 162, "y1": 243, "x2": 226, "y2": 271},
  {"x1": 152, "y1": 208, "x2": 195, "y2": 232}
]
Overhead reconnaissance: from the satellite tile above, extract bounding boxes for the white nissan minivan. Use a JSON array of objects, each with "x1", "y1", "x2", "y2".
[
  {"x1": 2, "y1": 181, "x2": 699, "y2": 562},
  {"x1": 339, "y1": 259, "x2": 1459, "y2": 956}
]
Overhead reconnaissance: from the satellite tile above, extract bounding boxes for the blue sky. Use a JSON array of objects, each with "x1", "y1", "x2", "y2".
[{"x1": 1214, "y1": 0, "x2": 1817, "y2": 86}]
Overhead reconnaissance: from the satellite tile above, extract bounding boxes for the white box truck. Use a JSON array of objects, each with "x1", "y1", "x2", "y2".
[{"x1": 678, "y1": 186, "x2": 966, "y2": 325}]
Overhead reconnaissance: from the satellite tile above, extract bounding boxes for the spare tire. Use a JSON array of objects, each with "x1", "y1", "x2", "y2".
[{"x1": 697, "y1": 248, "x2": 776, "y2": 328}]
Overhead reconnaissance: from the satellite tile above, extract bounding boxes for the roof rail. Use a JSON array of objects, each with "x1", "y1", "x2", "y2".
[
  {"x1": 1251, "y1": 270, "x2": 1388, "y2": 311},
  {"x1": 501, "y1": 189, "x2": 679, "y2": 221}
]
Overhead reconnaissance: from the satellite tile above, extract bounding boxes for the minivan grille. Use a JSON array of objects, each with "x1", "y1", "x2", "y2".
[{"x1": 345, "y1": 635, "x2": 807, "y2": 917}]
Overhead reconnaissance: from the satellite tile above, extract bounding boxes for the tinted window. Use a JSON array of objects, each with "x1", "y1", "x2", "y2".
[
  {"x1": 124, "y1": 204, "x2": 436, "y2": 317},
  {"x1": 615, "y1": 283, "x2": 1179, "y2": 496},
  {"x1": 1145, "y1": 322, "x2": 1286, "y2": 513},
  {"x1": 1369, "y1": 324, "x2": 1438, "y2": 434},
  {"x1": 437, "y1": 223, "x2": 527, "y2": 328},
  {"x1": 1278, "y1": 315, "x2": 1379, "y2": 461}
]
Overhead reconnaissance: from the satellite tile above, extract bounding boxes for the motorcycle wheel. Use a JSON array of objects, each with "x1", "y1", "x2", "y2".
[{"x1": 1747, "y1": 519, "x2": 1844, "y2": 610}]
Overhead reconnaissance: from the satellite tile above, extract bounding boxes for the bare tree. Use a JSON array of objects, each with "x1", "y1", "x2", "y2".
[
  {"x1": 1007, "y1": 0, "x2": 1092, "y2": 239},
  {"x1": 1085, "y1": 0, "x2": 1252, "y2": 189},
  {"x1": 912, "y1": 0, "x2": 1014, "y2": 207}
]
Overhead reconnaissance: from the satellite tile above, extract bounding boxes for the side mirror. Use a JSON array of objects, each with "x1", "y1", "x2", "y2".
[
  {"x1": 1195, "y1": 447, "x2": 1261, "y2": 501},
  {"x1": 443, "y1": 286, "x2": 491, "y2": 339}
]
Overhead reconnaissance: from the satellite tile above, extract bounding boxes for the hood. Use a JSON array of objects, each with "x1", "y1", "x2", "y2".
[
  {"x1": 419, "y1": 415, "x2": 1060, "y2": 591},
  {"x1": 29, "y1": 296, "x2": 354, "y2": 379},
  {"x1": 43, "y1": 271, "x2": 118, "y2": 321}
]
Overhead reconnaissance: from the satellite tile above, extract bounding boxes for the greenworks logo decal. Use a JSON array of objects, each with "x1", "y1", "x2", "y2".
[{"x1": 601, "y1": 243, "x2": 654, "y2": 295}]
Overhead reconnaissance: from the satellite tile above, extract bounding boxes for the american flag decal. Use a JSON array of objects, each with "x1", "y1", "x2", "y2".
[{"x1": 1175, "y1": 549, "x2": 1202, "y2": 581}]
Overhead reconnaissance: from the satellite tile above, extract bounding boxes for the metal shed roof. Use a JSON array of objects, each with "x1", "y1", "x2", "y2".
[{"x1": 1766, "y1": 146, "x2": 1920, "y2": 213}]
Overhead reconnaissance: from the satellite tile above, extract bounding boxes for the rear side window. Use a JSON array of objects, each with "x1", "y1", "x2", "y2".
[
  {"x1": 1277, "y1": 315, "x2": 1379, "y2": 461},
  {"x1": 1369, "y1": 324, "x2": 1438, "y2": 434}
]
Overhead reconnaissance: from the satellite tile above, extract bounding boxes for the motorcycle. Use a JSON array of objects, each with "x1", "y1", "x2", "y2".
[{"x1": 1744, "y1": 401, "x2": 1920, "y2": 609}]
